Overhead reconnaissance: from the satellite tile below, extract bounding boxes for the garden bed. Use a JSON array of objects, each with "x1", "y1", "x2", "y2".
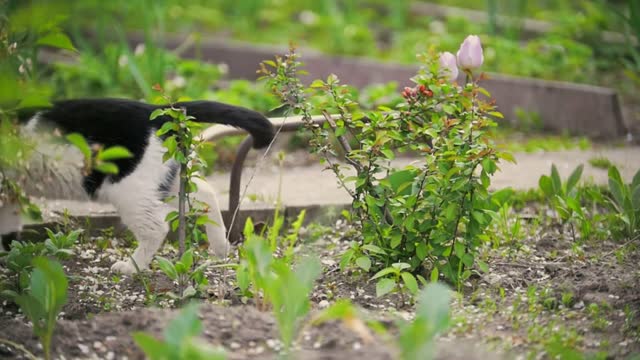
[{"x1": 1, "y1": 209, "x2": 639, "y2": 359}]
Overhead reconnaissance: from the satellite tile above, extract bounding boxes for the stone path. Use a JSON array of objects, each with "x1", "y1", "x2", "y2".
[{"x1": 38, "y1": 146, "x2": 640, "y2": 222}]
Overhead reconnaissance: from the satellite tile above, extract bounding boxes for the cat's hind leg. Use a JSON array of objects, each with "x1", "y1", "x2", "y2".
[{"x1": 191, "y1": 177, "x2": 229, "y2": 259}]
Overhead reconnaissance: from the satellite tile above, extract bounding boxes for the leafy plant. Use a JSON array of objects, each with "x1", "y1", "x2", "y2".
[
  {"x1": 133, "y1": 303, "x2": 226, "y2": 360},
  {"x1": 606, "y1": 166, "x2": 640, "y2": 240},
  {"x1": 489, "y1": 200, "x2": 523, "y2": 248},
  {"x1": 539, "y1": 164, "x2": 592, "y2": 240},
  {"x1": 236, "y1": 215, "x2": 321, "y2": 354},
  {"x1": 13, "y1": 257, "x2": 68, "y2": 360},
  {"x1": 260, "y1": 43, "x2": 509, "y2": 286},
  {"x1": 371, "y1": 262, "x2": 421, "y2": 299},
  {"x1": 397, "y1": 283, "x2": 452, "y2": 360},
  {"x1": 155, "y1": 249, "x2": 209, "y2": 302},
  {"x1": 43, "y1": 228, "x2": 83, "y2": 260},
  {"x1": 1, "y1": 228, "x2": 83, "y2": 294},
  {"x1": 150, "y1": 90, "x2": 216, "y2": 300}
]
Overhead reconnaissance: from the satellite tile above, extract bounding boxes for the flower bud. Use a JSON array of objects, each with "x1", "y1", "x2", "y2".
[
  {"x1": 456, "y1": 35, "x2": 484, "y2": 70},
  {"x1": 438, "y1": 52, "x2": 459, "y2": 82}
]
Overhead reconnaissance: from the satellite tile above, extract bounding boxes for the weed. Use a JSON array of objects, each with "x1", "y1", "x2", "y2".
[
  {"x1": 236, "y1": 215, "x2": 321, "y2": 355},
  {"x1": 397, "y1": 283, "x2": 452, "y2": 360},
  {"x1": 539, "y1": 164, "x2": 593, "y2": 240},
  {"x1": 589, "y1": 156, "x2": 615, "y2": 170},
  {"x1": 13, "y1": 258, "x2": 68, "y2": 360},
  {"x1": 43, "y1": 228, "x2": 83, "y2": 260},
  {"x1": 156, "y1": 249, "x2": 209, "y2": 302},
  {"x1": 605, "y1": 166, "x2": 640, "y2": 240}
]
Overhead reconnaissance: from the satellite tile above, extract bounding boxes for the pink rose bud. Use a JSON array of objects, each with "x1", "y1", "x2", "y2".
[
  {"x1": 439, "y1": 51, "x2": 459, "y2": 82},
  {"x1": 456, "y1": 35, "x2": 484, "y2": 70}
]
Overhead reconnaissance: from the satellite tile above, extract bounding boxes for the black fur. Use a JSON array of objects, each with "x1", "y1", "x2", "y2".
[
  {"x1": 1, "y1": 231, "x2": 19, "y2": 250},
  {"x1": 29, "y1": 98, "x2": 275, "y2": 196}
]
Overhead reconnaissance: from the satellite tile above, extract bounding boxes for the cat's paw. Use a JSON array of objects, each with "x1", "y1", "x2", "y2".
[
  {"x1": 110, "y1": 260, "x2": 137, "y2": 275},
  {"x1": 208, "y1": 239, "x2": 230, "y2": 259}
]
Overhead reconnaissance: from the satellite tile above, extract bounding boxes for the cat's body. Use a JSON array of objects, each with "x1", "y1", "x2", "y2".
[{"x1": 0, "y1": 98, "x2": 274, "y2": 274}]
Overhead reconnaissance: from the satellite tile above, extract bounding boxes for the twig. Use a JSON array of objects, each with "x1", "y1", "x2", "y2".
[
  {"x1": 321, "y1": 110, "x2": 361, "y2": 172},
  {"x1": 0, "y1": 338, "x2": 38, "y2": 360}
]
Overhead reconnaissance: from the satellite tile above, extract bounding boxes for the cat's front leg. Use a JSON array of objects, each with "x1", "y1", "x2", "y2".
[
  {"x1": 0, "y1": 201, "x2": 23, "y2": 253},
  {"x1": 108, "y1": 200, "x2": 171, "y2": 275}
]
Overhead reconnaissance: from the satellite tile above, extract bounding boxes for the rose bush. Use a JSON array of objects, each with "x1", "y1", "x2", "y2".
[{"x1": 261, "y1": 37, "x2": 511, "y2": 289}]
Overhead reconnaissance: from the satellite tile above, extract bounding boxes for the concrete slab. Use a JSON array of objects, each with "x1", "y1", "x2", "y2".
[{"x1": 35, "y1": 147, "x2": 639, "y2": 230}]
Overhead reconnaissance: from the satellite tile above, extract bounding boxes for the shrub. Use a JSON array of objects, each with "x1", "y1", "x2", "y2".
[{"x1": 260, "y1": 38, "x2": 511, "y2": 287}]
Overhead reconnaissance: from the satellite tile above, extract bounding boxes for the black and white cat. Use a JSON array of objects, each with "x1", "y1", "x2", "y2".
[{"x1": 0, "y1": 98, "x2": 274, "y2": 274}]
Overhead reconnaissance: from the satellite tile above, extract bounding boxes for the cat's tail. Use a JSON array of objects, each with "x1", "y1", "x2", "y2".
[{"x1": 170, "y1": 100, "x2": 275, "y2": 149}]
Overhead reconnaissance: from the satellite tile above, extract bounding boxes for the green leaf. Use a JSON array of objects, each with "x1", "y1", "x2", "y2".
[
  {"x1": 539, "y1": 175, "x2": 554, "y2": 198},
  {"x1": 416, "y1": 283, "x2": 451, "y2": 332},
  {"x1": 180, "y1": 249, "x2": 194, "y2": 270},
  {"x1": 608, "y1": 165, "x2": 624, "y2": 186},
  {"x1": 461, "y1": 253, "x2": 474, "y2": 267},
  {"x1": 430, "y1": 268, "x2": 439, "y2": 282},
  {"x1": 339, "y1": 249, "x2": 355, "y2": 271},
  {"x1": 477, "y1": 260, "x2": 489, "y2": 273},
  {"x1": 632, "y1": 186, "x2": 640, "y2": 210},
  {"x1": 565, "y1": 164, "x2": 583, "y2": 194},
  {"x1": 608, "y1": 177, "x2": 626, "y2": 208},
  {"x1": 156, "y1": 256, "x2": 178, "y2": 280},
  {"x1": 362, "y1": 244, "x2": 387, "y2": 255},
  {"x1": 401, "y1": 272, "x2": 419, "y2": 296},
  {"x1": 550, "y1": 165, "x2": 562, "y2": 196},
  {"x1": 415, "y1": 242, "x2": 427, "y2": 261},
  {"x1": 381, "y1": 148, "x2": 395, "y2": 160},
  {"x1": 632, "y1": 169, "x2": 640, "y2": 193},
  {"x1": 390, "y1": 233, "x2": 402, "y2": 249},
  {"x1": 99, "y1": 146, "x2": 133, "y2": 161},
  {"x1": 94, "y1": 162, "x2": 119, "y2": 175},
  {"x1": 66, "y1": 133, "x2": 91, "y2": 159},
  {"x1": 150, "y1": 108, "x2": 166, "y2": 120},
  {"x1": 371, "y1": 267, "x2": 398, "y2": 281},
  {"x1": 164, "y1": 303, "x2": 202, "y2": 349},
  {"x1": 388, "y1": 169, "x2": 418, "y2": 196},
  {"x1": 376, "y1": 278, "x2": 396, "y2": 297},
  {"x1": 236, "y1": 263, "x2": 250, "y2": 293},
  {"x1": 243, "y1": 217, "x2": 255, "y2": 238},
  {"x1": 355, "y1": 256, "x2": 371, "y2": 272},
  {"x1": 132, "y1": 332, "x2": 170, "y2": 358},
  {"x1": 392, "y1": 262, "x2": 411, "y2": 271},
  {"x1": 36, "y1": 32, "x2": 76, "y2": 51},
  {"x1": 32, "y1": 257, "x2": 68, "y2": 313}
]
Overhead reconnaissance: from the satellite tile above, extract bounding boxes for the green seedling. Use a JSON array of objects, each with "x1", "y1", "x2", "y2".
[
  {"x1": 236, "y1": 217, "x2": 321, "y2": 355},
  {"x1": 13, "y1": 257, "x2": 68, "y2": 360},
  {"x1": 133, "y1": 303, "x2": 226, "y2": 360},
  {"x1": 44, "y1": 228, "x2": 83, "y2": 260},
  {"x1": 606, "y1": 166, "x2": 640, "y2": 240},
  {"x1": 156, "y1": 248, "x2": 209, "y2": 302},
  {"x1": 397, "y1": 283, "x2": 452, "y2": 360},
  {"x1": 539, "y1": 164, "x2": 592, "y2": 240},
  {"x1": 370, "y1": 262, "x2": 420, "y2": 299}
]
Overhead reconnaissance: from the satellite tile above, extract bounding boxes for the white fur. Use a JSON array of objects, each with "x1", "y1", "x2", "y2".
[{"x1": 0, "y1": 202, "x2": 21, "y2": 252}]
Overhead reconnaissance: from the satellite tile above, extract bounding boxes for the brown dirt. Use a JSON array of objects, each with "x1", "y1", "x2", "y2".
[{"x1": 1, "y1": 208, "x2": 639, "y2": 359}]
